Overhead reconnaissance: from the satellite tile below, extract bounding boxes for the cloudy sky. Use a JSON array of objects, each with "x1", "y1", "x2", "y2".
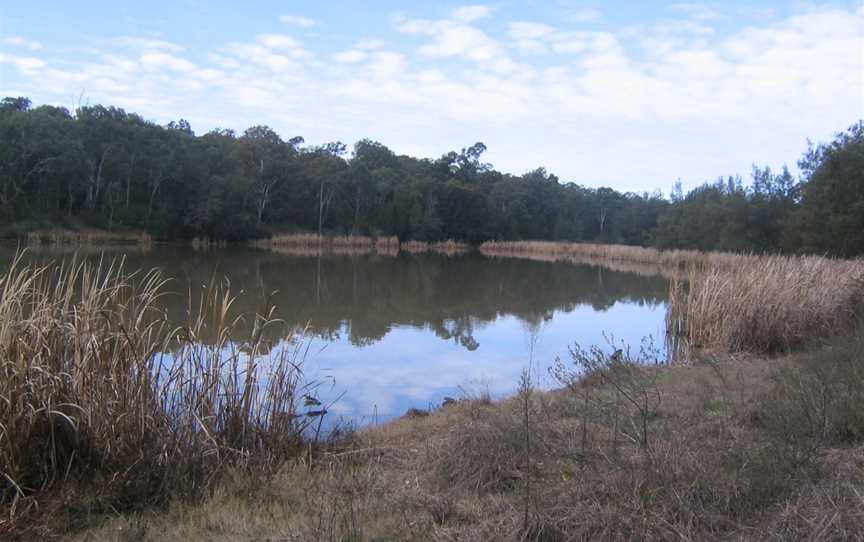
[{"x1": 1, "y1": 1, "x2": 862, "y2": 192}]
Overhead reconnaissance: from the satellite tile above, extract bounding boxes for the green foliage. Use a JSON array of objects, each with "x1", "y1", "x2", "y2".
[{"x1": 0, "y1": 96, "x2": 861, "y2": 256}]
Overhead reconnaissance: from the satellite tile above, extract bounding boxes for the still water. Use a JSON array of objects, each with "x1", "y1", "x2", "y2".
[{"x1": 3, "y1": 245, "x2": 670, "y2": 424}]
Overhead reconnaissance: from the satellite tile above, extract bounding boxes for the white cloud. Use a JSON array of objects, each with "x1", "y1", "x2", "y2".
[
  {"x1": 397, "y1": 8, "x2": 516, "y2": 69},
  {"x1": 118, "y1": 37, "x2": 183, "y2": 52},
  {"x1": 279, "y1": 14, "x2": 317, "y2": 28},
  {"x1": 509, "y1": 22, "x2": 557, "y2": 54},
  {"x1": 255, "y1": 34, "x2": 310, "y2": 59},
  {"x1": 4, "y1": 36, "x2": 42, "y2": 50},
  {"x1": 509, "y1": 22, "x2": 556, "y2": 40},
  {"x1": 0, "y1": 53, "x2": 46, "y2": 71},
  {"x1": 565, "y1": 7, "x2": 602, "y2": 23},
  {"x1": 334, "y1": 50, "x2": 367, "y2": 64},
  {"x1": 257, "y1": 34, "x2": 302, "y2": 50},
  {"x1": 354, "y1": 38, "x2": 385, "y2": 51},
  {"x1": 670, "y1": 3, "x2": 724, "y2": 21},
  {"x1": 140, "y1": 52, "x2": 197, "y2": 72},
  {"x1": 452, "y1": 5, "x2": 493, "y2": 23}
]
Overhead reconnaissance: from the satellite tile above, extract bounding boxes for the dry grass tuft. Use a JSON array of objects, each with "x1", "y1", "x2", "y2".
[{"x1": 0, "y1": 252, "x2": 314, "y2": 534}]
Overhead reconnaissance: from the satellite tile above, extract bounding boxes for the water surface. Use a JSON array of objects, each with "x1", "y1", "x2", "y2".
[{"x1": 2, "y1": 245, "x2": 670, "y2": 424}]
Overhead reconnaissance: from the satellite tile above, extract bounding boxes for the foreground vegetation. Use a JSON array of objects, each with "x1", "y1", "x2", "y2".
[
  {"x1": 58, "y1": 333, "x2": 864, "y2": 541},
  {"x1": 0, "y1": 256, "x2": 331, "y2": 538},
  {"x1": 0, "y1": 249, "x2": 864, "y2": 541},
  {"x1": 2, "y1": 97, "x2": 862, "y2": 257},
  {"x1": 2, "y1": 244, "x2": 863, "y2": 539}
]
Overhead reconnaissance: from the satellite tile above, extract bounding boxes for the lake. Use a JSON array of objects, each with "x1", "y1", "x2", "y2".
[{"x1": 1, "y1": 244, "x2": 671, "y2": 425}]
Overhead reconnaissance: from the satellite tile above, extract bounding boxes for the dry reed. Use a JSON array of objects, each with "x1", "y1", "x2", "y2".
[
  {"x1": 374, "y1": 236, "x2": 399, "y2": 256},
  {"x1": 479, "y1": 240, "x2": 737, "y2": 269},
  {"x1": 668, "y1": 255, "x2": 864, "y2": 353},
  {"x1": 0, "y1": 252, "x2": 313, "y2": 523},
  {"x1": 430, "y1": 239, "x2": 469, "y2": 255},
  {"x1": 401, "y1": 240, "x2": 430, "y2": 253},
  {"x1": 267, "y1": 233, "x2": 400, "y2": 255}
]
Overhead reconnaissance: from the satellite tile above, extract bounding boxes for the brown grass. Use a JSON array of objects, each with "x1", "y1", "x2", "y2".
[
  {"x1": 479, "y1": 240, "x2": 750, "y2": 270},
  {"x1": 668, "y1": 255, "x2": 864, "y2": 353},
  {"x1": 0, "y1": 253, "x2": 318, "y2": 537},
  {"x1": 66, "y1": 335, "x2": 864, "y2": 541}
]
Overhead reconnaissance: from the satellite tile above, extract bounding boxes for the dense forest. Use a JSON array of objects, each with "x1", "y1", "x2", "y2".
[{"x1": 1, "y1": 96, "x2": 862, "y2": 256}]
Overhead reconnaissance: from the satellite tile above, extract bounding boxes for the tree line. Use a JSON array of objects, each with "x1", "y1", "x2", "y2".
[{"x1": 1, "y1": 96, "x2": 861, "y2": 257}]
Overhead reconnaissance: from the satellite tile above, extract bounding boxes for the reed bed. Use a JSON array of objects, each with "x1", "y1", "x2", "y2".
[
  {"x1": 482, "y1": 240, "x2": 864, "y2": 354},
  {"x1": 267, "y1": 233, "x2": 399, "y2": 255},
  {"x1": 375, "y1": 235, "x2": 400, "y2": 256},
  {"x1": 479, "y1": 240, "x2": 721, "y2": 268},
  {"x1": 0, "y1": 253, "x2": 314, "y2": 523},
  {"x1": 332, "y1": 235, "x2": 375, "y2": 249},
  {"x1": 668, "y1": 255, "x2": 864, "y2": 353},
  {"x1": 191, "y1": 237, "x2": 228, "y2": 250},
  {"x1": 430, "y1": 239, "x2": 469, "y2": 255},
  {"x1": 401, "y1": 240, "x2": 430, "y2": 253},
  {"x1": 270, "y1": 233, "x2": 328, "y2": 248},
  {"x1": 25, "y1": 230, "x2": 152, "y2": 247}
]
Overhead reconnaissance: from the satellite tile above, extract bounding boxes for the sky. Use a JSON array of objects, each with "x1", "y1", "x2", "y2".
[{"x1": 1, "y1": 1, "x2": 862, "y2": 193}]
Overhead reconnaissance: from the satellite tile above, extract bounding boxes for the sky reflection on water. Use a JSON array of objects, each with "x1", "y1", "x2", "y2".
[{"x1": 3, "y1": 245, "x2": 670, "y2": 424}]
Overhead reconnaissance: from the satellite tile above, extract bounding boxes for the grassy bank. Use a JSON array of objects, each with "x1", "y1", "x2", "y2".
[{"x1": 66, "y1": 333, "x2": 864, "y2": 541}]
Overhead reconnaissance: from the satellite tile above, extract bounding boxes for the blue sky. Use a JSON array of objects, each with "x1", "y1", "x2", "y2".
[{"x1": 1, "y1": 1, "x2": 862, "y2": 192}]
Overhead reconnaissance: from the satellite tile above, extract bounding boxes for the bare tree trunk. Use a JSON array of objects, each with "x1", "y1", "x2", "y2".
[
  {"x1": 318, "y1": 181, "x2": 325, "y2": 237},
  {"x1": 88, "y1": 146, "x2": 111, "y2": 211},
  {"x1": 125, "y1": 151, "x2": 137, "y2": 209}
]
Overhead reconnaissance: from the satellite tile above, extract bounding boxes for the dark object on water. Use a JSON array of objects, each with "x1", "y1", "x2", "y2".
[
  {"x1": 610, "y1": 349, "x2": 623, "y2": 362},
  {"x1": 303, "y1": 394, "x2": 322, "y2": 407},
  {"x1": 441, "y1": 396, "x2": 458, "y2": 408},
  {"x1": 306, "y1": 409, "x2": 328, "y2": 417},
  {"x1": 405, "y1": 407, "x2": 429, "y2": 418}
]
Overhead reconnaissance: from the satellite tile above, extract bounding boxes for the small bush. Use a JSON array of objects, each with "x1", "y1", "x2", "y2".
[
  {"x1": 426, "y1": 402, "x2": 531, "y2": 494},
  {"x1": 751, "y1": 331, "x2": 864, "y2": 446}
]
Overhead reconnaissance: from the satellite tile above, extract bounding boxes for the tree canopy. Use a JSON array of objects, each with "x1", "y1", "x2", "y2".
[{"x1": 1, "y1": 97, "x2": 861, "y2": 256}]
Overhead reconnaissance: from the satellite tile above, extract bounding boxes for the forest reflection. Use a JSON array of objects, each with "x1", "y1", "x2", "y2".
[{"x1": 4, "y1": 246, "x2": 669, "y2": 351}]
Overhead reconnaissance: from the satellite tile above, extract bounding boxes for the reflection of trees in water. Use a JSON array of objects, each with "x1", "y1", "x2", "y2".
[{"x1": 3, "y1": 246, "x2": 669, "y2": 351}]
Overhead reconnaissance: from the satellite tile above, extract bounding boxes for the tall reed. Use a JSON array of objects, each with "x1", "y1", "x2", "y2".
[
  {"x1": 0, "y1": 253, "x2": 311, "y2": 519},
  {"x1": 668, "y1": 255, "x2": 864, "y2": 353}
]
